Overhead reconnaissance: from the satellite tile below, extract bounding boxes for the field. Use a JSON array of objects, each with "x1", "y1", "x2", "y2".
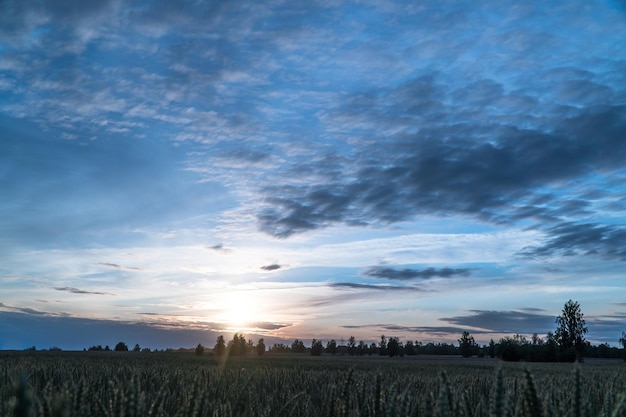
[{"x1": 1, "y1": 351, "x2": 625, "y2": 417}]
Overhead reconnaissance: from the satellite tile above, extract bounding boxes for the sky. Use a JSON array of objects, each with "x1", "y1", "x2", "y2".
[{"x1": 1, "y1": 0, "x2": 625, "y2": 351}]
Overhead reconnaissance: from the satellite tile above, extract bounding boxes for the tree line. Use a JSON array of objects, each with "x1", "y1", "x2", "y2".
[{"x1": 77, "y1": 300, "x2": 625, "y2": 362}]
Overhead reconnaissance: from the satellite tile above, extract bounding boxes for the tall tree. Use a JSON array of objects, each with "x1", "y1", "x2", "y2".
[
  {"x1": 387, "y1": 337, "x2": 401, "y2": 357},
  {"x1": 256, "y1": 338, "x2": 266, "y2": 356},
  {"x1": 326, "y1": 339, "x2": 338, "y2": 355},
  {"x1": 214, "y1": 335, "x2": 226, "y2": 356},
  {"x1": 619, "y1": 332, "x2": 626, "y2": 362},
  {"x1": 310, "y1": 339, "x2": 323, "y2": 356},
  {"x1": 554, "y1": 299, "x2": 588, "y2": 355},
  {"x1": 379, "y1": 335, "x2": 387, "y2": 356},
  {"x1": 347, "y1": 336, "x2": 356, "y2": 355},
  {"x1": 458, "y1": 331, "x2": 476, "y2": 357}
]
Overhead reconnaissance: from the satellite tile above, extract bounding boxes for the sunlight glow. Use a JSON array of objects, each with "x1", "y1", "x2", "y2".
[{"x1": 217, "y1": 291, "x2": 263, "y2": 331}]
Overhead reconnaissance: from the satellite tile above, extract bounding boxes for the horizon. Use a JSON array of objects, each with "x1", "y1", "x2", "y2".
[{"x1": 1, "y1": 1, "x2": 626, "y2": 351}]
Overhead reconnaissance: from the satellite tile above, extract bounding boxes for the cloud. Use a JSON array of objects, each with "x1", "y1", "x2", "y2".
[
  {"x1": 442, "y1": 310, "x2": 555, "y2": 334},
  {"x1": 0, "y1": 310, "x2": 223, "y2": 350},
  {"x1": 257, "y1": 103, "x2": 626, "y2": 240},
  {"x1": 248, "y1": 321, "x2": 291, "y2": 331},
  {"x1": 53, "y1": 287, "x2": 114, "y2": 296},
  {"x1": 362, "y1": 266, "x2": 471, "y2": 281},
  {"x1": 330, "y1": 282, "x2": 427, "y2": 292},
  {"x1": 207, "y1": 244, "x2": 232, "y2": 254},
  {"x1": 0, "y1": 302, "x2": 48, "y2": 316},
  {"x1": 519, "y1": 222, "x2": 626, "y2": 261},
  {"x1": 96, "y1": 262, "x2": 143, "y2": 271},
  {"x1": 341, "y1": 323, "x2": 486, "y2": 336},
  {"x1": 260, "y1": 264, "x2": 283, "y2": 271}
]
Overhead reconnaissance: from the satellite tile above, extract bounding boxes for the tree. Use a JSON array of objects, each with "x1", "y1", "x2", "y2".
[
  {"x1": 387, "y1": 337, "x2": 401, "y2": 357},
  {"x1": 310, "y1": 339, "x2": 323, "y2": 356},
  {"x1": 214, "y1": 335, "x2": 226, "y2": 356},
  {"x1": 555, "y1": 299, "x2": 588, "y2": 357},
  {"x1": 347, "y1": 336, "x2": 356, "y2": 355},
  {"x1": 488, "y1": 339, "x2": 496, "y2": 358},
  {"x1": 228, "y1": 333, "x2": 247, "y2": 356},
  {"x1": 114, "y1": 342, "x2": 128, "y2": 352},
  {"x1": 256, "y1": 338, "x2": 266, "y2": 356},
  {"x1": 458, "y1": 331, "x2": 476, "y2": 357},
  {"x1": 379, "y1": 335, "x2": 387, "y2": 356},
  {"x1": 195, "y1": 343, "x2": 205, "y2": 356},
  {"x1": 291, "y1": 339, "x2": 306, "y2": 353},
  {"x1": 326, "y1": 339, "x2": 338, "y2": 355},
  {"x1": 133, "y1": 344, "x2": 141, "y2": 352},
  {"x1": 619, "y1": 332, "x2": 626, "y2": 362}
]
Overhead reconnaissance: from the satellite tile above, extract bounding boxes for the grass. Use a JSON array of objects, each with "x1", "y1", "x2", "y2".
[{"x1": 1, "y1": 351, "x2": 625, "y2": 417}]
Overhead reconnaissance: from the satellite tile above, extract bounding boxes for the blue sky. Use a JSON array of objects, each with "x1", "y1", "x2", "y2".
[{"x1": 1, "y1": 0, "x2": 625, "y2": 351}]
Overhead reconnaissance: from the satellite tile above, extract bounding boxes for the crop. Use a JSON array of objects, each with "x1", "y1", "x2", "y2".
[{"x1": 1, "y1": 351, "x2": 625, "y2": 417}]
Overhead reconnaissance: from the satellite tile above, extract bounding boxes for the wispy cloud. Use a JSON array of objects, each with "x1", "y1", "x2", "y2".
[
  {"x1": 53, "y1": 287, "x2": 115, "y2": 296},
  {"x1": 362, "y1": 266, "x2": 471, "y2": 281},
  {"x1": 519, "y1": 222, "x2": 626, "y2": 261},
  {"x1": 96, "y1": 262, "x2": 143, "y2": 271}
]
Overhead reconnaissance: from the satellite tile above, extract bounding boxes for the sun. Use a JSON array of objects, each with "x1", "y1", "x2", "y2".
[{"x1": 218, "y1": 291, "x2": 261, "y2": 331}]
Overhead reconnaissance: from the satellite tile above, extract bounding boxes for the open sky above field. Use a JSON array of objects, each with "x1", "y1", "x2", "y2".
[{"x1": 1, "y1": 0, "x2": 626, "y2": 351}]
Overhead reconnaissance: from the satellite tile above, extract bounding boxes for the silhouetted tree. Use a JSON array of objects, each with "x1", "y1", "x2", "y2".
[
  {"x1": 357, "y1": 340, "x2": 366, "y2": 356},
  {"x1": 404, "y1": 340, "x2": 417, "y2": 356},
  {"x1": 458, "y1": 331, "x2": 476, "y2": 357},
  {"x1": 310, "y1": 339, "x2": 323, "y2": 356},
  {"x1": 620, "y1": 332, "x2": 626, "y2": 362},
  {"x1": 544, "y1": 331, "x2": 558, "y2": 362},
  {"x1": 488, "y1": 339, "x2": 496, "y2": 358},
  {"x1": 195, "y1": 343, "x2": 205, "y2": 356},
  {"x1": 256, "y1": 338, "x2": 266, "y2": 356},
  {"x1": 347, "y1": 336, "x2": 356, "y2": 355},
  {"x1": 326, "y1": 339, "x2": 338, "y2": 355},
  {"x1": 269, "y1": 343, "x2": 289, "y2": 353},
  {"x1": 133, "y1": 344, "x2": 141, "y2": 352},
  {"x1": 114, "y1": 342, "x2": 129, "y2": 352},
  {"x1": 228, "y1": 333, "x2": 248, "y2": 356},
  {"x1": 214, "y1": 335, "x2": 226, "y2": 356},
  {"x1": 555, "y1": 299, "x2": 588, "y2": 359},
  {"x1": 387, "y1": 337, "x2": 401, "y2": 357},
  {"x1": 291, "y1": 339, "x2": 306, "y2": 353},
  {"x1": 379, "y1": 335, "x2": 387, "y2": 356}
]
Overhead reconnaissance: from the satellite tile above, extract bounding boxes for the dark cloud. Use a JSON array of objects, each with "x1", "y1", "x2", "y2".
[
  {"x1": 0, "y1": 309, "x2": 293, "y2": 350},
  {"x1": 256, "y1": 90, "x2": 626, "y2": 255},
  {"x1": 0, "y1": 303, "x2": 48, "y2": 316},
  {"x1": 519, "y1": 222, "x2": 626, "y2": 261},
  {"x1": 260, "y1": 264, "x2": 283, "y2": 271},
  {"x1": 341, "y1": 323, "x2": 487, "y2": 335},
  {"x1": 362, "y1": 266, "x2": 471, "y2": 281},
  {"x1": 330, "y1": 282, "x2": 427, "y2": 291},
  {"x1": 207, "y1": 244, "x2": 231, "y2": 254},
  {"x1": 248, "y1": 322, "x2": 291, "y2": 331},
  {"x1": 442, "y1": 310, "x2": 555, "y2": 334},
  {"x1": 0, "y1": 311, "x2": 222, "y2": 350},
  {"x1": 54, "y1": 287, "x2": 114, "y2": 296}
]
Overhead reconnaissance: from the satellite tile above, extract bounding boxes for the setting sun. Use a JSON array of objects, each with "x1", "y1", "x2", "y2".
[{"x1": 218, "y1": 292, "x2": 262, "y2": 330}]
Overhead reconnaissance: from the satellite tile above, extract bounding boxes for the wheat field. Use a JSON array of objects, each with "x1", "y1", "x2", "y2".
[{"x1": 1, "y1": 351, "x2": 625, "y2": 417}]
